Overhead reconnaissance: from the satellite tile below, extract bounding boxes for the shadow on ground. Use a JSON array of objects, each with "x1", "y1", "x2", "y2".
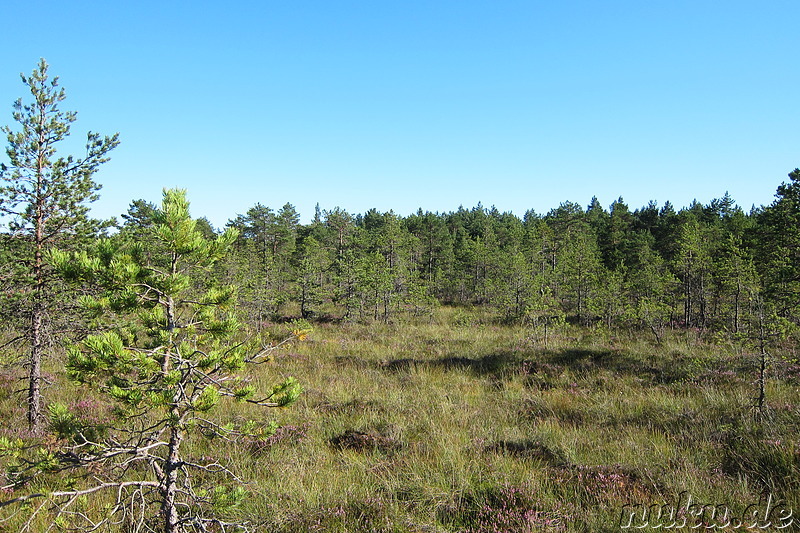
[{"x1": 371, "y1": 346, "x2": 688, "y2": 385}]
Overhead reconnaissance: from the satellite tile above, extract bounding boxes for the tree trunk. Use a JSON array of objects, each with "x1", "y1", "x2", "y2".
[
  {"x1": 733, "y1": 280, "x2": 741, "y2": 334},
  {"x1": 683, "y1": 264, "x2": 691, "y2": 327},
  {"x1": 161, "y1": 416, "x2": 184, "y2": 533},
  {"x1": 755, "y1": 305, "x2": 768, "y2": 418},
  {"x1": 29, "y1": 205, "x2": 45, "y2": 433},
  {"x1": 28, "y1": 300, "x2": 44, "y2": 432},
  {"x1": 162, "y1": 296, "x2": 176, "y2": 373},
  {"x1": 300, "y1": 283, "x2": 308, "y2": 319}
]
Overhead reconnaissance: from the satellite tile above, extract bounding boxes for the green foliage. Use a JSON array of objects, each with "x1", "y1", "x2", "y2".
[
  {"x1": 266, "y1": 376, "x2": 303, "y2": 407},
  {"x1": 757, "y1": 169, "x2": 800, "y2": 317},
  {"x1": 212, "y1": 485, "x2": 248, "y2": 513},
  {"x1": 47, "y1": 403, "x2": 79, "y2": 440}
]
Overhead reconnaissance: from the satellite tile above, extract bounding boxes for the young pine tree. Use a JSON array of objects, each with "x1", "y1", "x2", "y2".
[{"x1": 4, "y1": 189, "x2": 304, "y2": 533}]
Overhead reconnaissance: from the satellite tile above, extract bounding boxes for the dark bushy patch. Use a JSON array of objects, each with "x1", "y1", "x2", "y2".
[
  {"x1": 246, "y1": 423, "x2": 309, "y2": 455},
  {"x1": 551, "y1": 464, "x2": 657, "y2": 504},
  {"x1": 484, "y1": 440, "x2": 568, "y2": 467},
  {"x1": 330, "y1": 429, "x2": 402, "y2": 453},
  {"x1": 380, "y1": 352, "x2": 518, "y2": 376},
  {"x1": 440, "y1": 483, "x2": 569, "y2": 533}
]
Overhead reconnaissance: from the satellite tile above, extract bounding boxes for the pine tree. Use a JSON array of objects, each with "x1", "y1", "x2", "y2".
[
  {"x1": 757, "y1": 169, "x2": 800, "y2": 320},
  {"x1": 674, "y1": 215, "x2": 712, "y2": 328},
  {"x1": 602, "y1": 197, "x2": 635, "y2": 271},
  {"x1": 404, "y1": 210, "x2": 453, "y2": 296},
  {"x1": 551, "y1": 217, "x2": 602, "y2": 325},
  {"x1": 14, "y1": 189, "x2": 305, "y2": 532},
  {"x1": 295, "y1": 235, "x2": 330, "y2": 318},
  {"x1": 492, "y1": 250, "x2": 535, "y2": 323},
  {"x1": 710, "y1": 234, "x2": 759, "y2": 334},
  {"x1": 228, "y1": 203, "x2": 278, "y2": 322},
  {"x1": 0, "y1": 59, "x2": 119, "y2": 432},
  {"x1": 627, "y1": 234, "x2": 679, "y2": 343}
]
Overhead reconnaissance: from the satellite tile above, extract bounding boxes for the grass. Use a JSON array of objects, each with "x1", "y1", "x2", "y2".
[{"x1": 1, "y1": 309, "x2": 799, "y2": 531}]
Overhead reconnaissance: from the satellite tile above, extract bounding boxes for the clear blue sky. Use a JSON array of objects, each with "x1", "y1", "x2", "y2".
[{"x1": 1, "y1": 1, "x2": 797, "y2": 227}]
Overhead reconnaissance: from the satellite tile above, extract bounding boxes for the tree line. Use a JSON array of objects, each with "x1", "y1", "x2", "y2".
[{"x1": 180, "y1": 179, "x2": 798, "y2": 341}]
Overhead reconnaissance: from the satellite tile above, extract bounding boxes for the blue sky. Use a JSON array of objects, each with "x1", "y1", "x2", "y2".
[{"x1": 1, "y1": 1, "x2": 797, "y2": 227}]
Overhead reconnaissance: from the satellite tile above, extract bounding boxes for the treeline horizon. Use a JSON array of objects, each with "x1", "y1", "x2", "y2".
[
  {"x1": 112, "y1": 169, "x2": 800, "y2": 340},
  {"x1": 179, "y1": 191, "x2": 770, "y2": 236}
]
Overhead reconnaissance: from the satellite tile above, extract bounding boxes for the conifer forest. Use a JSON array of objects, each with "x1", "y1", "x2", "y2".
[{"x1": 1, "y1": 61, "x2": 799, "y2": 532}]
